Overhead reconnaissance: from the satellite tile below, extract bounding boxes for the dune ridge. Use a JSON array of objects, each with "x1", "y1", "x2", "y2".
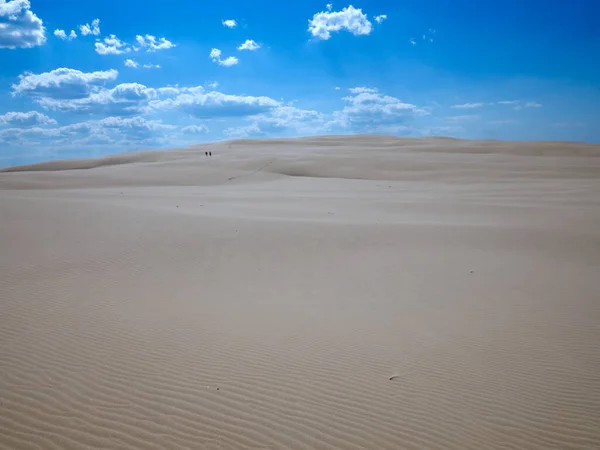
[{"x1": 1, "y1": 136, "x2": 600, "y2": 449}]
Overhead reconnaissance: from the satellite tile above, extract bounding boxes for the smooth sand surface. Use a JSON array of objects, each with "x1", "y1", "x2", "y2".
[{"x1": 1, "y1": 135, "x2": 600, "y2": 450}]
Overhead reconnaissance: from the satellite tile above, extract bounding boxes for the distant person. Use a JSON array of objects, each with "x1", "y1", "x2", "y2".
[
  {"x1": 209, "y1": 151, "x2": 212, "y2": 157},
  {"x1": 205, "y1": 151, "x2": 208, "y2": 157}
]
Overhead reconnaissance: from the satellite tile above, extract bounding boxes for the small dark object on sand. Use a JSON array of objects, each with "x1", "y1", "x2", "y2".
[
  {"x1": 470, "y1": 270, "x2": 474, "y2": 273},
  {"x1": 389, "y1": 375, "x2": 399, "y2": 381}
]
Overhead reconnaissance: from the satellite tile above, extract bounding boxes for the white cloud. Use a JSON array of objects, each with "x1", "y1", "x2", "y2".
[
  {"x1": 334, "y1": 86, "x2": 341, "y2": 90},
  {"x1": 135, "y1": 34, "x2": 175, "y2": 52},
  {"x1": 445, "y1": 115, "x2": 480, "y2": 122},
  {"x1": 38, "y1": 82, "x2": 157, "y2": 116},
  {"x1": 95, "y1": 34, "x2": 130, "y2": 55},
  {"x1": 497, "y1": 100, "x2": 520, "y2": 105},
  {"x1": 0, "y1": 116, "x2": 176, "y2": 147},
  {"x1": 150, "y1": 86, "x2": 280, "y2": 118},
  {"x1": 181, "y1": 125, "x2": 208, "y2": 134},
  {"x1": 0, "y1": 111, "x2": 56, "y2": 126},
  {"x1": 374, "y1": 14, "x2": 387, "y2": 24},
  {"x1": 409, "y1": 38, "x2": 416, "y2": 45},
  {"x1": 308, "y1": 5, "x2": 372, "y2": 40},
  {"x1": 53, "y1": 28, "x2": 76, "y2": 41},
  {"x1": 225, "y1": 105, "x2": 325, "y2": 137},
  {"x1": 451, "y1": 102, "x2": 484, "y2": 109},
  {"x1": 222, "y1": 19, "x2": 237, "y2": 28},
  {"x1": 124, "y1": 59, "x2": 139, "y2": 68},
  {"x1": 210, "y1": 48, "x2": 239, "y2": 66},
  {"x1": 79, "y1": 18, "x2": 100, "y2": 36},
  {"x1": 348, "y1": 87, "x2": 378, "y2": 94},
  {"x1": 156, "y1": 86, "x2": 181, "y2": 97},
  {"x1": 525, "y1": 101, "x2": 542, "y2": 108},
  {"x1": 237, "y1": 39, "x2": 260, "y2": 51},
  {"x1": 206, "y1": 81, "x2": 219, "y2": 89},
  {"x1": 12, "y1": 68, "x2": 119, "y2": 99},
  {"x1": 143, "y1": 63, "x2": 161, "y2": 69},
  {"x1": 219, "y1": 57, "x2": 239, "y2": 66},
  {"x1": 0, "y1": 0, "x2": 46, "y2": 49},
  {"x1": 330, "y1": 87, "x2": 427, "y2": 131},
  {"x1": 95, "y1": 116, "x2": 175, "y2": 139}
]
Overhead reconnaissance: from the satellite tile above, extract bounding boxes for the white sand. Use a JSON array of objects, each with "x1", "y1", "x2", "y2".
[{"x1": 1, "y1": 135, "x2": 599, "y2": 450}]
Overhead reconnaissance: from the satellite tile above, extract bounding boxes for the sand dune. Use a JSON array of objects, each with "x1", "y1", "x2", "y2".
[{"x1": 1, "y1": 136, "x2": 600, "y2": 449}]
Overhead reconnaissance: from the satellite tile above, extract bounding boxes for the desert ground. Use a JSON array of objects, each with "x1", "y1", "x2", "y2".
[{"x1": 1, "y1": 135, "x2": 599, "y2": 450}]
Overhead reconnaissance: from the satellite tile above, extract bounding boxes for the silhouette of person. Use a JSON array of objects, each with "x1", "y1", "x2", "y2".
[{"x1": 209, "y1": 151, "x2": 212, "y2": 157}]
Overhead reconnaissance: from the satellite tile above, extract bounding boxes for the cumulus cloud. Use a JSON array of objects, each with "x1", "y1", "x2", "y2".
[
  {"x1": 237, "y1": 39, "x2": 260, "y2": 51},
  {"x1": 0, "y1": 116, "x2": 175, "y2": 147},
  {"x1": 0, "y1": 111, "x2": 56, "y2": 126},
  {"x1": 451, "y1": 102, "x2": 484, "y2": 109},
  {"x1": 95, "y1": 116, "x2": 175, "y2": 139},
  {"x1": 210, "y1": 48, "x2": 239, "y2": 66},
  {"x1": 143, "y1": 63, "x2": 161, "y2": 69},
  {"x1": 38, "y1": 82, "x2": 157, "y2": 116},
  {"x1": 330, "y1": 87, "x2": 427, "y2": 131},
  {"x1": 409, "y1": 38, "x2": 416, "y2": 45},
  {"x1": 54, "y1": 29, "x2": 76, "y2": 40},
  {"x1": 222, "y1": 19, "x2": 237, "y2": 28},
  {"x1": 79, "y1": 18, "x2": 100, "y2": 36},
  {"x1": 124, "y1": 59, "x2": 139, "y2": 68},
  {"x1": 181, "y1": 124, "x2": 209, "y2": 134},
  {"x1": 135, "y1": 34, "x2": 175, "y2": 52},
  {"x1": 374, "y1": 14, "x2": 387, "y2": 24},
  {"x1": 225, "y1": 106, "x2": 325, "y2": 137},
  {"x1": 95, "y1": 34, "x2": 130, "y2": 55},
  {"x1": 156, "y1": 86, "x2": 180, "y2": 97},
  {"x1": 308, "y1": 5, "x2": 372, "y2": 40},
  {"x1": 0, "y1": 0, "x2": 46, "y2": 49},
  {"x1": 12, "y1": 68, "x2": 118, "y2": 99},
  {"x1": 348, "y1": 87, "x2": 378, "y2": 94},
  {"x1": 150, "y1": 86, "x2": 280, "y2": 118}
]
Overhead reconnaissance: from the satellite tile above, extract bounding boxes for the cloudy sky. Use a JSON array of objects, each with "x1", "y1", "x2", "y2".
[{"x1": 1, "y1": 0, "x2": 599, "y2": 166}]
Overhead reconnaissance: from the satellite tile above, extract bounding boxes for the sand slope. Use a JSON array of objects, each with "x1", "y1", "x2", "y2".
[{"x1": 1, "y1": 136, "x2": 600, "y2": 450}]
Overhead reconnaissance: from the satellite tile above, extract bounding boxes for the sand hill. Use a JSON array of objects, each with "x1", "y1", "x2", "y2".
[{"x1": 1, "y1": 136, "x2": 599, "y2": 449}]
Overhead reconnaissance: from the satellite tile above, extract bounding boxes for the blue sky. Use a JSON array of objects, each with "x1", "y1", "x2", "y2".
[{"x1": 1, "y1": 0, "x2": 599, "y2": 166}]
